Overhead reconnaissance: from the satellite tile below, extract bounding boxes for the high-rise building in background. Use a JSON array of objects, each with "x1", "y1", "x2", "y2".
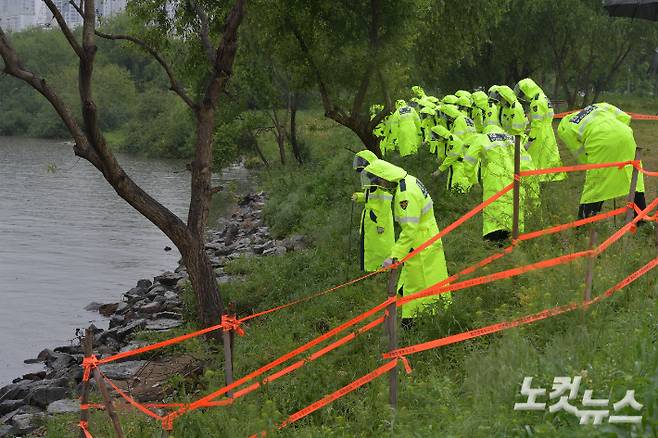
[
  {"x1": 0, "y1": 0, "x2": 36, "y2": 32},
  {"x1": 0, "y1": 0, "x2": 127, "y2": 32}
]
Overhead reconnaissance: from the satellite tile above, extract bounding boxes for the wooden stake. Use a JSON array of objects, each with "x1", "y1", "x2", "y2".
[
  {"x1": 512, "y1": 135, "x2": 521, "y2": 240},
  {"x1": 583, "y1": 227, "x2": 598, "y2": 302},
  {"x1": 80, "y1": 328, "x2": 92, "y2": 438},
  {"x1": 385, "y1": 268, "x2": 400, "y2": 409},
  {"x1": 624, "y1": 148, "x2": 641, "y2": 224},
  {"x1": 223, "y1": 322, "x2": 234, "y2": 398},
  {"x1": 83, "y1": 326, "x2": 125, "y2": 438}
]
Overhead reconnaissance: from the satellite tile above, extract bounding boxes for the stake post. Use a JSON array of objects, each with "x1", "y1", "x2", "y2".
[
  {"x1": 512, "y1": 135, "x2": 521, "y2": 240},
  {"x1": 385, "y1": 268, "x2": 400, "y2": 409}
]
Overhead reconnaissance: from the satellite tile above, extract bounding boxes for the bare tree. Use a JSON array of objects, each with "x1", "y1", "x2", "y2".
[{"x1": 0, "y1": 0, "x2": 247, "y2": 335}]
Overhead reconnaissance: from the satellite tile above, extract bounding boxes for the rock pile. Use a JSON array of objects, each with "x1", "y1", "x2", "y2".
[{"x1": 0, "y1": 192, "x2": 306, "y2": 436}]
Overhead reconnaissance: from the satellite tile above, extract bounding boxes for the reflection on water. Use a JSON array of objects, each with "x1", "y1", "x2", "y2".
[{"x1": 0, "y1": 137, "x2": 251, "y2": 384}]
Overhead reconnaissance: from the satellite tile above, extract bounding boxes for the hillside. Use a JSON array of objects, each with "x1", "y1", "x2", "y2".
[{"x1": 48, "y1": 108, "x2": 658, "y2": 437}]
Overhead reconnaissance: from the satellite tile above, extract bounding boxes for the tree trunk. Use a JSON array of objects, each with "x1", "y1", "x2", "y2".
[
  {"x1": 180, "y1": 241, "x2": 223, "y2": 336},
  {"x1": 288, "y1": 91, "x2": 303, "y2": 164},
  {"x1": 187, "y1": 106, "x2": 223, "y2": 330}
]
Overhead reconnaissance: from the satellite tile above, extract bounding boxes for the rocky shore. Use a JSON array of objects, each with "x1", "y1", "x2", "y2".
[{"x1": 0, "y1": 191, "x2": 305, "y2": 436}]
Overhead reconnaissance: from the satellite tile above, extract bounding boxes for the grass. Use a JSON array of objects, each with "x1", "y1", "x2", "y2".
[{"x1": 48, "y1": 108, "x2": 658, "y2": 437}]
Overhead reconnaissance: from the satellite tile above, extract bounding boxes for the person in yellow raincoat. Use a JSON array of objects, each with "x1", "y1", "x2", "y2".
[
  {"x1": 352, "y1": 150, "x2": 395, "y2": 272},
  {"x1": 557, "y1": 103, "x2": 646, "y2": 219},
  {"x1": 463, "y1": 127, "x2": 525, "y2": 242},
  {"x1": 485, "y1": 86, "x2": 503, "y2": 129},
  {"x1": 440, "y1": 103, "x2": 478, "y2": 193},
  {"x1": 362, "y1": 160, "x2": 451, "y2": 327},
  {"x1": 471, "y1": 90, "x2": 489, "y2": 132},
  {"x1": 389, "y1": 99, "x2": 422, "y2": 156},
  {"x1": 514, "y1": 78, "x2": 566, "y2": 182},
  {"x1": 497, "y1": 85, "x2": 528, "y2": 136}
]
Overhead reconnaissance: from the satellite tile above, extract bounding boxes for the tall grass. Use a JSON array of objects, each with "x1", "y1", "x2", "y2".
[{"x1": 48, "y1": 111, "x2": 658, "y2": 437}]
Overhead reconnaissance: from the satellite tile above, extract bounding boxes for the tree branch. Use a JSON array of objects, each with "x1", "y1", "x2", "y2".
[
  {"x1": 42, "y1": 0, "x2": 84, "y2": 58},
  {"x1": 68, "y1": 0, "x2": 197, "y2": 110},
  {"x1": 189, "y1": 0, "x2": 216, "y2": 64},
  {"x1": 95, "y1": 30, "x2": 198, "y2": 110}
]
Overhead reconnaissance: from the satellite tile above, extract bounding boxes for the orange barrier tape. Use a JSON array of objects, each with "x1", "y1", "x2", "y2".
[
  {"x1": 399, "y1": 183, "x2": 514, "y2": 264},
  {"x1": 95, "y1": 323, "x2": 225, "y2": 365},
  {"x1": 82, "y1": 355, "x2": 99, "y2": 381},
  {"x1": 230, "y1": 315, "x2": 386, "y2": 402},
  {"x1": 520, "y1": 161, "x2": 635, "y2": 177},
  {"x1": 628, "y1": 112, "x2": 658, "y2": 121},
  {"x1": 385, "y1": 255, "x2": 658, "y2": 359},
  {"x1": 517, "y1": 206, "x2": 628, "y2": 242},
  {"x1": 98, "y1": 370, "x2": 163, "y2": 421},
  {"x1": 553, "y1": 111, "x2": 658, "y2": 121},
  {"x1": 278, "y1": 357, "x2": 409, "y2": 429},
  {"x1": 79, "y1": 420, "x2": 93, "y2": 438},
  {"x1": 221, "y1": 314, "x2": 245, "y2": 336},
  {"x1": 239, "y1": 270, "x2": 384, "y2": 323},
  {"x1": 398, "y1": 198, "x2": 657, "y2": 307},
  {"x1": 595, "y1": 198, "x2": 658, "y2": 255},
  {"x1": 170, "y1": 297, "x2": 397, "y2": 419}
]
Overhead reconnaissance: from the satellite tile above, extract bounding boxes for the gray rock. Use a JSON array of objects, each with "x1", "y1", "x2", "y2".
[
  {"x1": 116, "y1": 319, "x2": 146, "y2": 339},
  {"x1": 125, "y1": 287, "x2": 147, "y2": 304},
  {"x1": 11, "y1": 412, "x2": 45, "y2": 434},
  {"x1": 19, "y1": 372, "x2": 45, "y2": 382},
  {"x1": 99, "y1": 360, "x2": 147, "y2": 380},
  {"x1": 0, "y1": 404, "x2": 42, "y2": 425},
  {"x1": 99, "y1": 303, "x2": 119, "y2": 316},
  {"x1": 26, "y1": 385, "x2": 69, "y2": 408},
  {"x1": 136, "y1": 279, "x2": 152, "y2": 289},
  {"x1": 0, "y1": 424, "x2": 13, "y2": 436},
  {"x1": 109, "y1": 315, "x2": 124, "y2": 329},
  {"x1": 0, "y1": 382, "x2": 31, "y2": 402},
  {"x1": 0, "y1": 400, "x2": 24, "y2": 416},
  {"x1": 153, "y1": 312, "x2": 182, "y2": 320},
  {"x1": 145, "y1": 319, "x2": 182, "y2": 331},
  {"x1": 217, "y1": 276, "x2": 231, "y2": 285},
  {"x1": 163, "y1": 290, "x2": 178, "y2": 301},
  {"x1": 54, "y1": 344, "x2": 82, "y2": 355},
  {"x1": 115, "y1": 302, "x2": 129, "y2": 314},
  {"x1": 175, "y1": 278, "x2": 189, "y2": 290},
  {"x1": 154, "y1": 271, "x2": 182, "y2": 287},
  {"x1": 263, "y1": 246, "x2": 287, "y2": 256},
  {"x1": 147, "y1": 284, "x2": 167, "y2": 295},
  {"x1": 47, "y1": 399, "x2": 79, "y2": 414},
  {"x1": 83, "y1": 302, "x2": 103, "y2": 312},
  {"x1": 139, "y1": 301, "x2": 162, "y2": 314}
]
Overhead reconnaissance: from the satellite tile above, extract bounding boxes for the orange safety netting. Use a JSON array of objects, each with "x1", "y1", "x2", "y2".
[{"x1": 78, "y1": 160, "x2": 656, "y2": 437}]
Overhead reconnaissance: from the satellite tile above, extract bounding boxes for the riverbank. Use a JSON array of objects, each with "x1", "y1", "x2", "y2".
[
  {"x1": 0, "y1": 191, "x2": 309, "y2": 437},
  {"x1": 11, "y1": 111, "x2": 658, "y2": 436}
]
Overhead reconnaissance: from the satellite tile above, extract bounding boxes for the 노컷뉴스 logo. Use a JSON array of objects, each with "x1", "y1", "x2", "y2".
[{"x1": 514, "y1": 376, "x2": 643, "y2": 425}]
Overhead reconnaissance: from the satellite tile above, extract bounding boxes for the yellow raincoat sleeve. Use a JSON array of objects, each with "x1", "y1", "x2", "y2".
[
  {"x1": 557, "y1": 116, "x2": 586, "y2": 164},
  {"x1": 390, "y1": 188, "x2": 421, "y2": 261},
  {"x1": 463, "y1": 136, "x2": 484, "y2": 184},
  {"x1": 597, "y1": 103, "x2": 631, "y2": 126},
  {"x1": 509, "y1": 102, "x2": 529, "y2": 135},
  {"x1": 438, "y1": 135, "x2": 465, "y2": 172}
]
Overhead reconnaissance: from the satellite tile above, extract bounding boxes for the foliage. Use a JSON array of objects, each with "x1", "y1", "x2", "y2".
[{"x1": 48, "y1": 111, "x2": 658, "y2": 436}]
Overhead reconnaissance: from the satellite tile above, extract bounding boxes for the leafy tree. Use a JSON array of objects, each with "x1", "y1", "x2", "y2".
[{"x1": 0, "y1": 0, "x2": 247, "y2": 337}]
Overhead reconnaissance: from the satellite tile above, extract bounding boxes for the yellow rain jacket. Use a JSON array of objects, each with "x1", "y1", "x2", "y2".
[
  {"x1": 353, "y1": 150, "x2": 395, "y2": 272},
  {"x1": 363, "y1": 160, "x2": 451, "y2": 318},
  {"x1": 464, "y1": 127, "x2": 525, "y2": 237},
  {"x1": 516, "y1": 78, "x2": 566, "y2": 182},
  {"x1": 557, "y1": 104, "x2": 644, "y2": 204}
]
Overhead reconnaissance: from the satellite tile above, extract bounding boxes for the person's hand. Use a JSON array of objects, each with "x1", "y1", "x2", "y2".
[
  {"x1": 351, "y1": 192, "x2": 359, "y2": 201},
  {"x1": 382, "y1": 258, "x2": 396, "y2": 268},
  {"x1": 431, "y1": 169, "x2": 441, "y2": 177}
]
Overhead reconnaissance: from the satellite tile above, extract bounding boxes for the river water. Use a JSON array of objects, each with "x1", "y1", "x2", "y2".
[{"x1": 0, "y1": 137, "x2": 250, "y2": 385}]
